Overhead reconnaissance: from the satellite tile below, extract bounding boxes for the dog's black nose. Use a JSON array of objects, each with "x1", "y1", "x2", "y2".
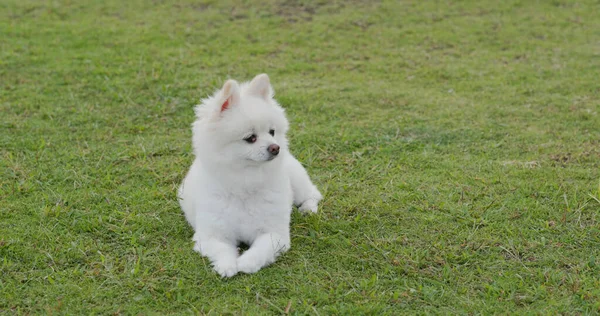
[{"x1": 268, "y1": 144, "x2": 280, "y2": 156}]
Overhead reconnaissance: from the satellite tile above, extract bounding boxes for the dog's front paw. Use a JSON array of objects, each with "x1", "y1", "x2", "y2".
[
  {"x1": 298, "y1": 198, "x2": 319, "y2": 214},
  {"x1": 237, "y1": 255, "x2": 263, "y2": 274},
  {"x1": 213, "y1": 260, "x2": 238, "y2": 278}
]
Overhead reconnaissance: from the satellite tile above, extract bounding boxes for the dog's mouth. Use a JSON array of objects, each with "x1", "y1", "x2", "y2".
[{"x1": 245, "y1": 155, "x2": 278, "y2": 163}]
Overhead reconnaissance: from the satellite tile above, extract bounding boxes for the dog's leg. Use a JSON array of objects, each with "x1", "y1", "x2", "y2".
[
  {"x1": 194, "y1": 237, "x2": 239, "y2": 278},
  {"x1": 237, "y1": 233, "x2": 290, "y2": 274},
  {"x1": 286, "y1": 155, "x2": 322, "y2": 213}
]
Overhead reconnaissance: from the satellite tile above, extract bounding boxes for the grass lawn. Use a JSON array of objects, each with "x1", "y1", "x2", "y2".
[{"x1": 1, "y1": 0, "x2": 600, "y2": 314}]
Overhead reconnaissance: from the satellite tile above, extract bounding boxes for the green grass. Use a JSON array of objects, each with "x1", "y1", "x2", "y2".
[{"x1": 1, "y1": 0, "x2": 599, "y2": 314}]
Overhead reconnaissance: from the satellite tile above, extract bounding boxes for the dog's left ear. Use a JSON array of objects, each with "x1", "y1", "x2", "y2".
[
  {"x1": 220, "y1": 79, "x2": 241, "y2": 112},
  {"x1": 248, "y1": 74, "x2": 273, "y2": 100}
]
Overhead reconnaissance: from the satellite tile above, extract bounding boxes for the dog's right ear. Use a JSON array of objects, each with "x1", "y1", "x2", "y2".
[
  {"x1": 220, "y1": 79, "x2": 240, "y2": 112},
  {"x1": 247, "y1": 73, "x2": 273, "y2": 100}
]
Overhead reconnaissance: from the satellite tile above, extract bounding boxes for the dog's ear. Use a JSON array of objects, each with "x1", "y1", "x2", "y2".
[
  {"x1": 248, "y1": 73, "x2": 273, "y2": 100},
  {"x1": 220, "y1": 79, "x2": 240, "y2": 112}
]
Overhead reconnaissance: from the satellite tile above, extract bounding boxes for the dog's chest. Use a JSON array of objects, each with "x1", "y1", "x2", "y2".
[
  {"x1": 220, "y1": 188, "x2": 292, "y2": 241},
  {"x1": 222, "y1": 187, "x2": 290, "y2": 217}
]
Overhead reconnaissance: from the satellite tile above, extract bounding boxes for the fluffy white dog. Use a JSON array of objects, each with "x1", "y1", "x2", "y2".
[{"x1": 178, "y1": 74, "x2": 322, "y2": 277}]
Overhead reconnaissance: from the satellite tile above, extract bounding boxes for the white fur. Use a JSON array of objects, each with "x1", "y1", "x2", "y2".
[{"x1": 178, "y1": 74, "x2": 322, "y2": 277}]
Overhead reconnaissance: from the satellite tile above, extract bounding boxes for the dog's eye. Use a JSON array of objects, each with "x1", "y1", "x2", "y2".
[
  {"x1": 244, "y1": 134, "x2": 257, "y2": 143},
  {"x1": 269, "y1": 129, "x2": 275, "y2": 136}
]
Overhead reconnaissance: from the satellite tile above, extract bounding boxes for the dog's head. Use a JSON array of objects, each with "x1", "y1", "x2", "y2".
[{"x1": 192, "y1": 74, "x2": 290, "y2": 167}]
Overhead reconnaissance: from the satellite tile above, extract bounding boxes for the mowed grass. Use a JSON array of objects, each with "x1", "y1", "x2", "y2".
[{"x1": 1, "y1": 0, "x2": 599, "y2": 313}]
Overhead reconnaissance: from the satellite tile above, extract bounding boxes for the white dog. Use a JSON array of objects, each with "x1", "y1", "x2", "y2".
[{"x1": 178, "y1": 74, "x2": 322, "y2": 277}]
